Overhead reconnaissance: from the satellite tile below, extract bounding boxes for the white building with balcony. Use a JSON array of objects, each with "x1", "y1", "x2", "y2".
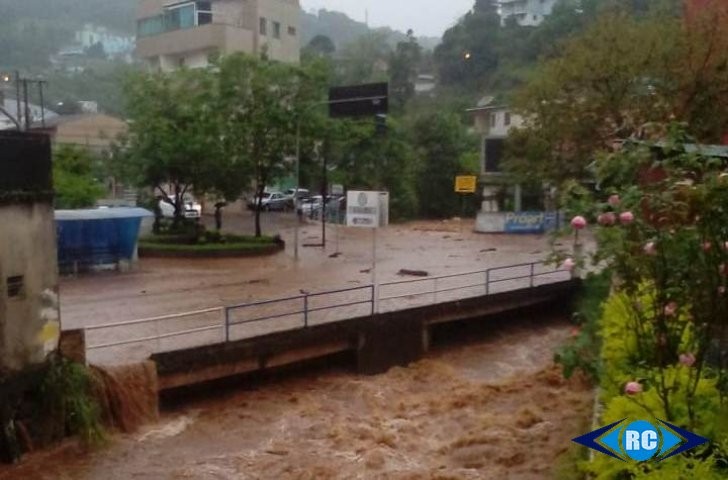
[
  {"x1": 499, "y1": 0, "x2": 557, "y2": 26},
  {"x1": 136, "y1": 0, "x2": 300, "y2": 71}
]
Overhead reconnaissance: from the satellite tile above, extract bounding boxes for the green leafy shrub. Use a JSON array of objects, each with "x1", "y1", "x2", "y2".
[
  {"x1": 555, "y1": 270, "x2": 611, "y2": 381},
  {"x1": 32, "y1": 357, "x2": 105, "y2": 447}
]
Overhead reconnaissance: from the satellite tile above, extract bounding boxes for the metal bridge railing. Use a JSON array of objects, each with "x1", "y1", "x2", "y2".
[{"x1": 83, "y1": 262, "x2": 571, "y2": 361}]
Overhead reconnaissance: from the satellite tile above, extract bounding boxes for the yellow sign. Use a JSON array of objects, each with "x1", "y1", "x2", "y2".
[{"x1": 455, "y1": 175, "x2": 477, "y2": 194}]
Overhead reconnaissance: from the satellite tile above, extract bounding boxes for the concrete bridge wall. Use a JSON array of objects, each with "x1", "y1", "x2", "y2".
[{"x1": 152, "y1": 279, "x2": 580, "y2": 391}]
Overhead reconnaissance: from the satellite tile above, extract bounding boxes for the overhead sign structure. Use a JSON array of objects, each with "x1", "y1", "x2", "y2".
[
  {"x1": 346, "y1": 191, "x2": 380, "y2": 228},
  {"x1": 455, "y1": 175, "x2": 478, "y2": 194},
  {"x1": 329, "y1": 83, "x2": 388, "y2": 118}
]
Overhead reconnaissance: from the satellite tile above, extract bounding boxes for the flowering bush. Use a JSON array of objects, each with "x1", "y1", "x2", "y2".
[{"x1": 556, "y1": 134, "x2": 728, "y2": 475}]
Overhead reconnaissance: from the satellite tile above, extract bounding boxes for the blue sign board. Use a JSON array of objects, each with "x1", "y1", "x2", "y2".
[{"x1": 504, "y1": 211, "x2": 560, "y2": 234}]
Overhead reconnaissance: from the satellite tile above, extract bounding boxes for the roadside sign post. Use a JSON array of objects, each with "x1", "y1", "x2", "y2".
[
  {"x1": 455, "y1": 175, "x2": 478, "y2": 235},
  {"x1": 294, "y1": 83, "x2": 388, "y2": 261},
  {"x1": 347, "y1": 190, "x2": 383, "y2": 313}
]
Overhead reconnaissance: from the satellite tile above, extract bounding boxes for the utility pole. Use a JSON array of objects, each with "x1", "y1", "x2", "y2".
[
  {"x1": 15, "y1": 71, "x2": 21, "y2": 130},
  {"x1": 38, "y1": 80, "x2": 46, "y2": 128},
  {"x1": 321, "y1": 146, "x2": 327, "y2": 249},
  {"x1": 22, "y1": 79, "x2": 30, "y2": 131}
]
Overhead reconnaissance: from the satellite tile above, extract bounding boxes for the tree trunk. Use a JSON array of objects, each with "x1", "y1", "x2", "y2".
[{"x1": 254, "y1": 183, "x2": 264, "y2": 238}]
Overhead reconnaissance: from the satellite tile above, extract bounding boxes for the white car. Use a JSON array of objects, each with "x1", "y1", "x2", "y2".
[
  {"x1": 284, "y1": 188, "x2": 310, "y2": 201},
  {"x1": 159, "y1": 195, "x2": 202, "y2": 219},
  {"x1": 247, "y1": 191, "x2": 291, "y2": 211},
  {"x1": 301, "y1": 195, "x2": 323, "y2": 216}
]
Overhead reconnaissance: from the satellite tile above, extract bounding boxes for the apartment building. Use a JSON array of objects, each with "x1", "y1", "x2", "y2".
[
  {"x1": 136, "y1": 0, "x2": 300, "y2": 71},
  {"x1": 499, "y1": 0, "x2": 557, "y2": 26}
]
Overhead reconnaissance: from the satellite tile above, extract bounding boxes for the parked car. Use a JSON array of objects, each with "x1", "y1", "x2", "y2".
[
  {"x1": 300, "y1": 195, "x2": 323, "y2": 217},
  {"x1": 158, "y1": 195, "x2": 202, "y2": 219},
  {"x1": 284, "y1": 188, "x2": 310, "y2": 202},
  {"x1": 247, "y1": 191, "x2": 291, "y2": 211}
]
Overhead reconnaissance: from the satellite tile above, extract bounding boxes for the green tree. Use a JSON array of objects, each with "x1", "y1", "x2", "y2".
[
  {"x1": 53, "y1": 144, "x2": 105, "y2": 209},
  {"x1": 506, "y1": 6, "x2": 728, "y2": 187},
  {"x1": 388, "y1": 30, "x2": 422, "y2": 111},
  {"x1": 434, "y1": 0, "x2": 501, "y2": 88},
  {"x1": 304, "y1": 35, "x2": 336, "y2": 58},
  {"x1": 408, "y1": 111, "x2": 476, "y2": 218},
  {"x1": 217, "y1": 54, "x2": 321, "y2": 237},
  {"x1": 337, "y1": 31, "x2": 392, "y2": 85},
  {"x1": 119, "y1": 67, "x2": 228, "y2": 227}
]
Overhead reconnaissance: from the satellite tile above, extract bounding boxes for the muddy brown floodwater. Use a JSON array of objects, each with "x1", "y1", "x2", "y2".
[{"x1": 1, "y1": 314, "x2": 593, "y2": 480}]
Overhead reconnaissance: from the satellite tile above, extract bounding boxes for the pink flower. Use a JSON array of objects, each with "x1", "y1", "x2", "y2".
[
  {"x1": 598, "y1": 212, "x2": 616, "y2": 226},
  {"x1": 679, "y1": 353, "x2": 696, "y2": 367},
  {"x1": 723, "y1": 241, "x2": 728, "y2": 251},
  {"x1": 643, "y1": 242, "x2": 657, "y2": 256},
  {"x1": 664, "y1": 302, "x2": 678, "y2": 317},
  {"x1": 719, "y1": 286, "x2": 726, "y2": 295},
  {"x1": 703, "y1": 242, "x2": 712, "y2": 252},
  {"x1": 608, "y1": 194, "x2": 621, "y2": 207},
  {"x1": 562, "y1": 258, "x2": 576, "y2": 271},
  {"x1": 625, "y1": 381, "x2": 643, "y2": 395},
  {"x1": 619, "y1": 211, "x2": 635, "y2": 225},
  {"x1": 571, "y1": 216, "x2": 587, "y2": 230}
]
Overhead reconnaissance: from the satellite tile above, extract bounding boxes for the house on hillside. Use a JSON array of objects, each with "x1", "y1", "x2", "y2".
[
  {"x1": 467, "y1": 98, "x2": 560, "y2": 233},
  {"x1": 75, "y1": 23, "x2": 135, "y2": 61},
  {"x1": 136, "y1": 0, "x2": 301, "y2": 71},
  {"x1": 498, "y1": 0, "x2": 557, "y2": 26}
]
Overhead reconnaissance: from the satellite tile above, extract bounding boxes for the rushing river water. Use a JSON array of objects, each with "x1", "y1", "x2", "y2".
[{"x1": 0, "y1": 314, "x2": 592, "y2": 480}]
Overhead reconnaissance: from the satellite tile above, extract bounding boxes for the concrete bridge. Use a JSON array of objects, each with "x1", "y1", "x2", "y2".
[{"x1": 73, "y1": 262, "x2": 579, "y2": 391}]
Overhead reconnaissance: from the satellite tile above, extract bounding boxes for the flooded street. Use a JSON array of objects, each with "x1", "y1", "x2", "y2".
[
  {"x1": 59, "y1": 217, "x2": 566, "y2": 331},
  {"x1": 1, "y1": 314, "x2": 593, "y2": 480}
]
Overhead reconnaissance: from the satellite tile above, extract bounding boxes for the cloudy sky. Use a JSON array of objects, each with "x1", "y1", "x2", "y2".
[{"x1": 300, "y1": 0, "x2": 475, "y2": 38}]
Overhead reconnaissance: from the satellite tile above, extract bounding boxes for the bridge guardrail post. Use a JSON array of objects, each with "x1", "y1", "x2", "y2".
[
  {"x1": 371, "y1": 285, "x2": 375, "y2": 316},
  {"x1": 224, "y1": 307, "x2": 230, "y2": 342},
  {"x1": 530, "y1": 263, "x2": 535, "y2": 288},
  {"x1": 304, "y1": 295, "x2": 309, "y2": 328},
  {"x1": 485, "y1": 269, "x2": 490, "y2": 295}
]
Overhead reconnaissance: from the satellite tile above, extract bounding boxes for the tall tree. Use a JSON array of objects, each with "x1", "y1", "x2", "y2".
[
  {"x1": 388, "y1": 30, "x2": 422, "y2": 111},
  {"x1": 506, "y1": 5, "x2": 728, "y2": 186},
  {"x1": 433, "y1": 0, "x2": 501, "y2": 87},
  {"x1": 408, "y1": 112, "x2": 476, "y2": 218},
  {"x1": 119, "y1": 67, "x2": 227, "y2": 227},
  {"x1": 217, "y1": 54, "x2": 323, "y2": 237},
  {"x1": 53, "y1": 144, "x2": 105, "y2": 209}
]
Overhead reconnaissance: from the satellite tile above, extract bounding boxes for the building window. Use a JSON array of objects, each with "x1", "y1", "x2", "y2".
[
  {"x1": 489, "y1": 113, "x2": 496, "y2": 128},
  {"x1": 7, "y1": 276, "x2": 24, "y2": 298},
  {"x1": 288, "y1": 26, "x2": 297, "y2": 36},
  {"x1": 273, "y1": 21, "x2": 281, "y2": 39},
  {"x1": 260, "y1": 17, "x2": 267, "y2": 36},
  {"x1": 196, "y1": 1, "x2": 212, "y2": 25},
  {"x1": 504, "y1": 112, "x2": 511, "y2": 126}
]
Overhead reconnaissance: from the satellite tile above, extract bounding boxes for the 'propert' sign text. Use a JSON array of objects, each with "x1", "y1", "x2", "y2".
[{"x1": 504, "y1": 212, "x2": 559, "y2": 233}]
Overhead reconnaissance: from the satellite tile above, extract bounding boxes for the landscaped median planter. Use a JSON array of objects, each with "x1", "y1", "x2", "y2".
[{"x1": 138, "y1": 234, "x2": 285, "y2": 259}]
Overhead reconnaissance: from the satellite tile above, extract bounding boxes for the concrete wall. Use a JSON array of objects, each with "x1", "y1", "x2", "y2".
[
  {"x1": 0, "y1": 202, "x2": 59, "y2": 373},
  {"x1": 52, "y1": 114, "x2": 128, "y2": 149}
]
